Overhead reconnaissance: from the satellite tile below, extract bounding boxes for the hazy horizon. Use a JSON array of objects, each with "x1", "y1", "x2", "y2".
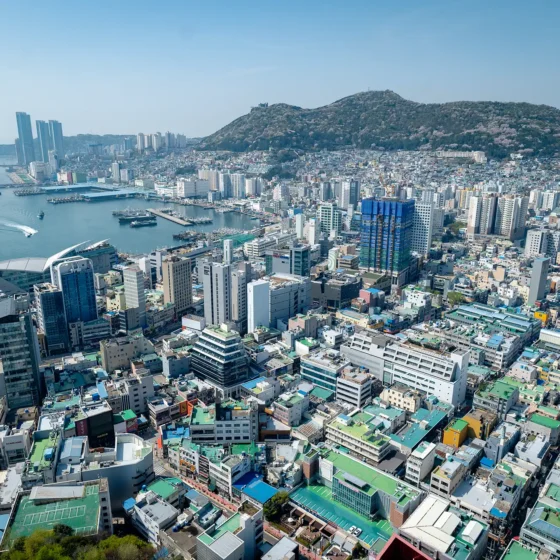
[{"x1": 1, "y1": 0, "x2": 559, "y2": 144}]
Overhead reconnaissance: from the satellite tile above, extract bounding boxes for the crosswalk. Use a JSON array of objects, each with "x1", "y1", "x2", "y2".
[{"x1": 154, "y1": 463, "x2": 172, "y2": 477}]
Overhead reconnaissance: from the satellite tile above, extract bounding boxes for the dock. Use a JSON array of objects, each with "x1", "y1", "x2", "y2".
[{"x1": 147, "y1": 208, "x2": 190, "y2": 226}]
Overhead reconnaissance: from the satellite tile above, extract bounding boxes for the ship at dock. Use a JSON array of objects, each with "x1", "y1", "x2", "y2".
[
  {"x1": 130, "y1": 218, "x2": 157, "y2": 228},
  {"x1": 119, "y1": 213, "x2": 154, "y2": 224},
  {"x1": 113, "y1": 208, "x2": 152, "y2": 221}
]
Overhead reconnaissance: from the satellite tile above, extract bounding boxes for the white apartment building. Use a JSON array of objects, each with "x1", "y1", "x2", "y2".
[
  {"x1": 247, "y1": 280, "x2": 270, "y2": 333},
  {"x1": 209, "y1": 454, "x2": 251, "y2": 498},
  {"x1": 340, "y1": 331, "x2": 389, "y2": 382},
  {"x1": 411, "y1": 202, "x2": 434, "y2": 256},
  {"x1": 56, "y1": 434, "x2": 154, "y2": 509},
  {"x1": 0, "y1": 424, "x2": 32, "y2": 467},
  {"x1": 430, "y1": 458, "x2": 466, "y2": 498},
  {"x1": 189, "y1": 401, "x2": 259, "y2": 445},
  {"x1": 273, "y1": 391, "x2": 309, "y2": 427},
  {"x1": 162, "y1": 256, "x2": 193, "y2": 316},
  {"x1": 268, "y1": 273, "x2": 311, "y2": 330},
  {"x1": 243, "y1": 232, "x2": 297, "y2": 258},
  {"x1": 177, "y1": 178, "x2": 210, "y2": 198},
  {"x1": 541, "y1": 190, "x2": 560, "y2": 211},
  {"x1": 405, "y1": 441, "x2": 436, "y2": 486},
  {"x1": 467, "y1": 195, "x2": 496, "y2": 238},
  {"x1": 197, "y1": 502, "x2": 263, "y2": 560},
  {"x1": 155, "y1": 184, "x2": 177, "y2": 197},
  {"x1": 245, "y1": 177, "x2": 263, "y2": 197},
  {"x1": 203, "y1": 262, "x2": 231, "y2": 327},
  {"x1": 121, "y1": 372, "x2": 155, "y2": 415},
  {"x1": 129, "y1": 492, "x2": 178, "y2": 545},
  {"x1": 335, "y1": 368, "x2": 372, "y2": 408},
  {"x1": 230, "y1": 174, "x2": 246, "y2": 198},
  {"x1": 525, "y1": 229, "x2": 549, "y2": 257},
  {"x1": 382, "y1": 341, "x2": 469, "y2": 407},
  {"x1": 318, "y1": 203, "x2": 341, "y2": 235},
  {"x1": 123, "y1": 266, "x2": 146, "y2": 327},
  {"x1": 495, "y1": 195, "x2": 529, "y2": 240}
]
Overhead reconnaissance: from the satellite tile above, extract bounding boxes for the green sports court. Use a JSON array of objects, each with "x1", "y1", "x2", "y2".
[
  {"x1": 8, "y1": 484, "x2": 101, "y2": 543},
  {"x1": 291, "y1": 484, "x2": 392, "y2": 548}
]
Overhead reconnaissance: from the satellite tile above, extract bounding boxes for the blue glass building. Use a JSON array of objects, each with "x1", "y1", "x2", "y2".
[
  {"x1": 54, "y1": 257, "x2": 97, "y2": 324},
  {"x1": 360, "y1": 198, "x2": 414, "y2": 285},
  {"x1": 34, "y1": 283, "x2": 69, "y2": 355}
]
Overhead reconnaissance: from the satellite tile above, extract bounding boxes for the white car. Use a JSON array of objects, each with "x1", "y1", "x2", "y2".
[
  {"x1": 354, "y1": 528, "x2": 362, "y2": 537},
  {"x1": 349, "y1": 526, "x2": 356, "y2": 534}
]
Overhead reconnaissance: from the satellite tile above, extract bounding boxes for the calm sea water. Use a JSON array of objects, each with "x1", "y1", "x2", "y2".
[
  {"x1": 0, "y1": 155, "x2": 16, "y2": 184},
  {"x1": 0, "y1": 189, "x2": 257, "y2": 260}
]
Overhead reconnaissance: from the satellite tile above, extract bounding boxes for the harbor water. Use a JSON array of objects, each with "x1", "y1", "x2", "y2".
[{"x1": 0, "y1": 188, "x2": 258, "y2": 260}]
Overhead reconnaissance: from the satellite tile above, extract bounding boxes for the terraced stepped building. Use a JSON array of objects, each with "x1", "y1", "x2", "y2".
[{"x1": 295, "y1": 448, "x2": 423, "y2": 538}]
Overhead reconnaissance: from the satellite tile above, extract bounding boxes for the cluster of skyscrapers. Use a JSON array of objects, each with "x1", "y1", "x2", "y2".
[
  {"x1": 15, "y1": 111, "x2": 64, "y2": 166},
  {"x1": 198, "y1": 170, "x2": 264, "y2": 199},
  {"x1": 136, "y1": 131, "x2": 188, "y2": 152},
  {"x1": 467, "y1": 193, "x2": 529, "y2": 240}
]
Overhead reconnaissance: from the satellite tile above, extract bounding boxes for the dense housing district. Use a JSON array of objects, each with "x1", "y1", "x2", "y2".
[{"x1": 2, "y1": 140, "x2": 560, "y2": 560}]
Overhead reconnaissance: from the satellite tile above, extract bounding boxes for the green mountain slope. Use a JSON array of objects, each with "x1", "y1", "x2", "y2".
[{"x1": 200, "y1": 90, "x2": 560, "y2": 157}]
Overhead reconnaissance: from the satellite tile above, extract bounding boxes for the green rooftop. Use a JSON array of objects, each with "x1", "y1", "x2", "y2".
[
  {"x1": 47, "y1": 394, "x2": 81, "y2": 411},
  {"x1": 205, "y1": 325, "x2": 240, "y2": 340},
  {"x1": 530, "y1": 413, "x2": 560, "y2": 429},
  {"x1": 146, "y1": 478, "x2": 183, "y2": 501},
  {"x1": 198, "y1": 513, "x2": 241, "y2": 545},
  {"x1": 279, "y1": 394, "x2": 304, "y2": 406},
  {"x1": 331, "y1": 417, "x2": 390, "y2": 448},
  {"x1": 537, "y1": 405, "x2": 560, "y2": 418},
  {"x1": 121, "y1": 409, "x2": 137, "y2": 421},
  {"x1": 191, "y1": 406, "x2": 215, "y2": 425},
  {"x1": 477, "y1": 380, "x2": 516, "y2": 401},
  {"x1": 9, "y1": 483, "x2": 101, "y2": 542},
  {"x1": 449, "y1": 419, "x2": 469, "y2": 432},
  {"x1": 290, "y1": 484, "x2": 391, "y2": 549},
  {"x1": 323, "y1": 449, "x2": 419, "y2": 505},
  {"x1": 309, "y1": 386, "x2": 334, "y2": 401},
  {"x1": 231, "y1": 442, "x2": 261, "y2": 457},
  {"x1": 29, "y1": 435, "x2": 59, "y2": 470},
  {"x1": 501, "y1": 542, "x2": 538, "y2": 560},
  {"x1": 540, "y1": 506, "x2": 560, "y2": 528},
  {"x1": 363, "y1": 405, "x2": 405, "y2": 421}
]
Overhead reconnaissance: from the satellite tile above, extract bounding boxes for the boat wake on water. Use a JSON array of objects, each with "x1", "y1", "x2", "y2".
[{"x1": 0, "y1": 220, "x2": 38, "y2": 237}]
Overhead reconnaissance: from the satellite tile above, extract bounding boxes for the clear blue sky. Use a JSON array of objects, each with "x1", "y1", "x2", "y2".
[{"x1": 0, "y1": 0, "x2": 558, "y2": 143}]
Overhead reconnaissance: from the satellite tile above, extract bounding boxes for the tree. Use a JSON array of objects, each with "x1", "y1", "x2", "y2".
[
  {"x1": 4, "y1": 531, "x2": 153, "y2": 560},
  {"x1": 449, "y1": 221, "x2": 466, "y2": 235},
  {"x1": 53, "y1": 525, "x2": 74, "y2": 538},
  {"x1": 352, "y1": 542, "x2": 366, "y2": 559},
  {"x1": 447, "y1": 291, "x2": 466, "y2": 307},
  {"x1": 263, "y1": 491, "x2": 290, "y2": 521}
]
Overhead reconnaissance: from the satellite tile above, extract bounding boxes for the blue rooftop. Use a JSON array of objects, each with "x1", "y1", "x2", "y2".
[
  {"x1": 162, "y1": 425, "x2": 189, "y2": 442},
  {"x1": 233, "y1": 471, "x2": 262, "y2": 490},
  {"x1": 123, "y1": 498, "x2": 136, "y2": 511},
  {"x1": 186, "y1": 489, "x2": 201, "y2": 501},
  {"x1": 96, "y1": 382, "x2": 108, "y2": 399},
  {"x1": 242, "y1": 377, "x2": 267, "y2": 390},
  {"x1": 241, "y1": 479, "x2": 279, "y2": 505}
]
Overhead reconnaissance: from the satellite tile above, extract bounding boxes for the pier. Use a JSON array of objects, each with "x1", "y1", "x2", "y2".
[{"x1": 147, "y1": 208, "x2": 190, "y2": 226}]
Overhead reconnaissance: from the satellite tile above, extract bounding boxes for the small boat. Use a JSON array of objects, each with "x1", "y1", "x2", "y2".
[
  {"x1": 24, "y1": 232, "x2": 32, "y2": 238},
  {"x1": 38, "y1": 211, "x2": 45, "y2": 219}
]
